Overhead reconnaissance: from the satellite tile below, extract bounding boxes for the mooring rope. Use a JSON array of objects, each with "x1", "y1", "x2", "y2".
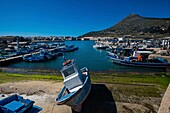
[{"x1": 51, "y1": 103, "x2": 56, "y2": 113}]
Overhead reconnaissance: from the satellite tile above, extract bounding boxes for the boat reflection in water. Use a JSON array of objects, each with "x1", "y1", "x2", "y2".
[{"x1": 56, "y1": 59, "x2": 91, "y2": 112}]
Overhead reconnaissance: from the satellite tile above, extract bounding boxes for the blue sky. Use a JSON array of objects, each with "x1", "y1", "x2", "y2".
[{"x1": 0, "y1": 0, "x2": 170, "y2": 37}]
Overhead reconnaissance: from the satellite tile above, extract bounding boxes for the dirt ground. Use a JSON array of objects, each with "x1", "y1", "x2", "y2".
[{"x1": 0, "y1": 81, "x2": 162, "y2": 113}]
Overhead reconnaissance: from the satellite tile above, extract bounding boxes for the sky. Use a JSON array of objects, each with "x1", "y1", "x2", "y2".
[{"x1": 0, "y1": 0, "x2": 170, "y2": 37}]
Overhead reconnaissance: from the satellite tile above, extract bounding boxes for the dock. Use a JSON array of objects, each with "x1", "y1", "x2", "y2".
[
  {"x1": 158, "y1": 83, "x2": 170, "y2": 113},
  {"x1": 0, "y1": 48, "x2": 56, "y2": 67},
  {"x1": 0, "y1": 54, "x2": 29, "y2": 66}
]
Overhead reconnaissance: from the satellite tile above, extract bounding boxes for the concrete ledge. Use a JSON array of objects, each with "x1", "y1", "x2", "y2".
[{"x1": 158, "y1": 83, "x2": 170, "y2": 113}]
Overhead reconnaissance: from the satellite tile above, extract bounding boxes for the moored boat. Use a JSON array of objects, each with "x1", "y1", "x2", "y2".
[
  {"x1": 22, "y1": 53, "x2": 45, "y2": 62},
  {"x1": 56, "y1": 59, "x2": 91, "y2": 112},
  {"x1": 93, "y1": 43, "x2": 108, "y2": 49},
  {"x1": 57, "y1": 45, "x2": 78, "y2": 52},
  {"x1": 108, "y1": 51, "x2": 169, "y2": 68}
]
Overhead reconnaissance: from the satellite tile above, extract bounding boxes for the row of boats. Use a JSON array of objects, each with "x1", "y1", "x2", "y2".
[
  {"x1": 22, "y1": 45, "x2": 78, "y2": 62},
  {"x1": 107, "y1": 49, "x2": 169, "y2": 68},
  {"x1": 93, "y1": 41, "x2": 170, "y2": 69},
  {"x1": 0, "y1": 41, "x2": 78, "y2": 61},
  {"x1": 22, "y1": 50, "x2": 62, "y2": 62}
]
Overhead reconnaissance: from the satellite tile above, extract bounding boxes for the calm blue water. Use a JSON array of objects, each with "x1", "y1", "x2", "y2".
[{"x1": 7, "y1": 41, "x2": 165, "y2": 72}]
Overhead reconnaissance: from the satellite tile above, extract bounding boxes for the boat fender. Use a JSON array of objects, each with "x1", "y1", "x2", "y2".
[{"x1": 63, "y1": 60, "x2": 71, "y2": 66}]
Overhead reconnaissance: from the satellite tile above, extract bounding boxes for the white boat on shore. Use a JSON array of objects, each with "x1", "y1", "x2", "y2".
[{"x1": 56, "y1": 59, "x2": 91, "y2": 112}]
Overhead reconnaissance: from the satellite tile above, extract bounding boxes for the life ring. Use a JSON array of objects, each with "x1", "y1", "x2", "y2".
[{"x1": 63, "y1": 60, "x2": 71, "y2": 66}]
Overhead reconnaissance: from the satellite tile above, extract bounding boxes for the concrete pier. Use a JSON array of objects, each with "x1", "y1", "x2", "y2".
[{"x1": 158, "y1": 83, "x2": 170, "y2": 113}]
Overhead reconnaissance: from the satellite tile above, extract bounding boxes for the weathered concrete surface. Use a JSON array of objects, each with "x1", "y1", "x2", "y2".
[
  {"x1": 158, "y1": 84, "x2": 170, "y2": 113},
  {"x1": 0, "y1": 81, "x2": 162, "y2": 113}
]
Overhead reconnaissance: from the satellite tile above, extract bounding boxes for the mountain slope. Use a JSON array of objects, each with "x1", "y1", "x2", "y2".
[{"x1": 82, "y1": 14, "x2": 170, "y2": 38}]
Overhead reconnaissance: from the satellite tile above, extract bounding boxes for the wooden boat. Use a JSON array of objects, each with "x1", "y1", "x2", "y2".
[
  {"x1": 56, "y1": 59, "x2": 91, "y2": 112},
  {"x1": 108, "y1": 51, "x2": 169, "y2": 68},
  {"x1": 0, "y1": 94, "x2": 42, "y2": 113}
]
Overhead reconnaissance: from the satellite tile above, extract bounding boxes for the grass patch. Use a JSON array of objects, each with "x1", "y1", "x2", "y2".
[
  {"x1": 112, "y1": 85, "x2": 160, "y2": 97},
  {"x1": 90, "y1": 72, "x2": 170, "y2": 89},
  {"x1": 0, "y1": 72, "x2": 63, "y2": 84},
  {"x1": 0, "y1": 72, "x2": 169, "y2": 89}
]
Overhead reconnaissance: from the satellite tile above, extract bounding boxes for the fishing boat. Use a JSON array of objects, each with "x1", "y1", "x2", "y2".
[
  {"x1": 56, "y1": 59, "x2": 91, "y2": 112},
  {"x1": 108, "y1": 51, "x2": 169, "y2": 68},
  {"x1": 22, "y1": 53, "x2": 45, "y2": 62},
  {"x1": 93, "y1": 43, "x2": 108, "y2": 49},
  {"x1": 0, "y1": 94, "x2": 42, "y2": 113},
  {"x1": 57, "y1": 45, "x2": 78, "y2": 52}
]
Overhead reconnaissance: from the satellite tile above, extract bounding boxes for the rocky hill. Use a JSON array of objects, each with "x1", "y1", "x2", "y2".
[{"x1": 82, "y1": 14, "x2": 170, "y2": 38}]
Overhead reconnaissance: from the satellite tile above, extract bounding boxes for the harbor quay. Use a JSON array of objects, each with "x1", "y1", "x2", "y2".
[{"x1": 1, "y1": 36, "x2": 170, "y2": 72}]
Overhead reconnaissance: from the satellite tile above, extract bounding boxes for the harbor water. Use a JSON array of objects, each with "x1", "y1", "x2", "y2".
[{"x1": 6, "y1": 41, "x2": 166, "y2": 72}]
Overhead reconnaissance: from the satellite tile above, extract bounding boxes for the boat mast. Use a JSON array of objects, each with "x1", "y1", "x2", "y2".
[{"x1": 17, "y1": 36, "x2": 19, "y2": 54}]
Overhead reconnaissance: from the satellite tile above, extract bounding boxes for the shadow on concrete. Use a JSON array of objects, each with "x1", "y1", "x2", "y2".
[
  {"x1": 72, "y1": 84, "x2": 117, "y2": 113},
  {"x1": 28, "y1": 105, "x2": 43, "y2": 113}
]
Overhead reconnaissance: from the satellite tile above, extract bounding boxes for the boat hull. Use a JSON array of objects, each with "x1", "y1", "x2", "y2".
[
  {"x1": 108, "y1": 55, "x2": 169, "y2": 68},
  {"x1": 56, "y1": 74, "x2": 91, "y2": 112},
  {"x1": 93, "y1": 45, "x2": 108, "y2": 49}
]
